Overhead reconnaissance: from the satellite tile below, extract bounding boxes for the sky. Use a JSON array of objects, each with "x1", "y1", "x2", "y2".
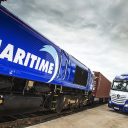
[{"x1": 2, "y1": 0, "x2": 128, "y2": 81}]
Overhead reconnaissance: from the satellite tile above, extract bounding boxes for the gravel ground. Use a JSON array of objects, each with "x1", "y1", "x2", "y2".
[{"x1": 27, "y1": 104, "x2": 128, "y2": 128}]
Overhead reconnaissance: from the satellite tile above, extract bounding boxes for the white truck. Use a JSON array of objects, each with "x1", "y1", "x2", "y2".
[{"x1": 108, "y1": 74, "x2": 128, "y2": 113}]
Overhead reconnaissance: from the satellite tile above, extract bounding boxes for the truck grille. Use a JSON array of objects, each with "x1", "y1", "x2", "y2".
[{"x1": 111, "y1": 94, "x2": 126, "y2": 105}]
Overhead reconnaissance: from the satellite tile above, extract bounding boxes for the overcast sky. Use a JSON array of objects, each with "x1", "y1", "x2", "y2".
[{"x1": 2, "y1": 0, "x2": 128, "y2": 81}]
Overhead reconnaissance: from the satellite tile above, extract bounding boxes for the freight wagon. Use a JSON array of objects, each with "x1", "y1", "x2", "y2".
[{"x1": 92, "y1": 72, "x2": 111, "y2": 103}]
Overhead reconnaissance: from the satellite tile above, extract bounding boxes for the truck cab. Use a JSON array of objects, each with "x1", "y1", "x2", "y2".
[{"x1": 108, "y1": 74, "x2": 128, "y2": 113}]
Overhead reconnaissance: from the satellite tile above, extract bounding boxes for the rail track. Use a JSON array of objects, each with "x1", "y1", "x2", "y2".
[
  {"x1": 0, "y1": 101, "x2": 106, "y2": 128},
  {"x1": 0, "y1": 110, "x2": 76, "y2": 128}
]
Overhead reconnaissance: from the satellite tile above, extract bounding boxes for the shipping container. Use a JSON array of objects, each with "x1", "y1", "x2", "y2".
[{"x1": 93, "y1": 72, "x2": 111, "y2": 102}]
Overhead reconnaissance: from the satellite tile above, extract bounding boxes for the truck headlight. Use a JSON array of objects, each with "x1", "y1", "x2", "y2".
[
  {"x1": 124, "y1": 104, "x2": 128, "y2": 107},
  {"x1": 109, "y1": 100, "x2": 111, "y2": 104}
]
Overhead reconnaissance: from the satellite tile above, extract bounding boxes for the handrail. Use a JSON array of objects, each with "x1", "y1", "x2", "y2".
[{"x1": 62, "y1": 60, "x2": 68, "y2": 80}]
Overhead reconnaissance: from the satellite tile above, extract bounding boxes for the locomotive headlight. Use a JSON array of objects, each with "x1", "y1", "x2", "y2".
[
  {"x1": 108, "y1": 97, "x2": 111, "y2": 103},
  {"x1": 0, "y1": 95, "x2": 4, "y2": 105}
]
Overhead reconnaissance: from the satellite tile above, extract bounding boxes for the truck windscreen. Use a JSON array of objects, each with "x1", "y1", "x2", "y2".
[{"x1": 112, "y1": 81, "x2": 128, "y2": 92}]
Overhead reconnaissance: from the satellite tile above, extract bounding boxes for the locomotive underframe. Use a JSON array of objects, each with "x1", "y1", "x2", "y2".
[{"x1": 0, "y1": 75, "x2": 89, "y2": 115}]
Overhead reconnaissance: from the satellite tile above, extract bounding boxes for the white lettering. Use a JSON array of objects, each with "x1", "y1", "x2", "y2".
[
  {"x1": 13, "y1": 48, "x2": 26, "y2": 65},
  {"x1": 48, "y1": 63, "x2": 54, "y2": 74},
  {"x1": 0, "y1": 44, "x2": 14, "y2": 62},
  {"x1": 29, "y1": 54, "x2": 37, "y2": 68},
  {"x1": 24, "y1": 52, "x2": 31, "y2": 66},
  {"x1": 35, "y1": 57, "x2": 41, "y2": 70},
  {"x1": 39, "y1": 59, "x2": 49, "y2": 73},
  {"x1": 0, "y1": 42, "x2": 55, "y2": 75}
]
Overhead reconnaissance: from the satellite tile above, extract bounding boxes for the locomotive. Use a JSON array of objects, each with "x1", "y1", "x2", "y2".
[{"x1": 0, "y1": 4, "x2": 94, "y2": 115}]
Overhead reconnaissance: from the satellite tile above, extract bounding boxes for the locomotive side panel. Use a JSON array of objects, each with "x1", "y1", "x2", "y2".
[{"x1": 0, "y1": 6, "x2": 93, "y2": 90}]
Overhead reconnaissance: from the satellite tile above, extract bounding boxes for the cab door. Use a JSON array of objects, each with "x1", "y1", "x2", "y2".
[{"x1": 57, "y1": 50, "x2": 69, "y2": 80}]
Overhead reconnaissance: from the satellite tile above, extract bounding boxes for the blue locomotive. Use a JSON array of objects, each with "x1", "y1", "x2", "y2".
[{"x1": 0, "y1": 4, "x2": 94, "y2": 115}]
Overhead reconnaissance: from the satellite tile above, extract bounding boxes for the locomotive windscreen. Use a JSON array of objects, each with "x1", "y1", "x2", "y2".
[{"x1": 74, "y1": 66, "x2": 88, "y2": 86}]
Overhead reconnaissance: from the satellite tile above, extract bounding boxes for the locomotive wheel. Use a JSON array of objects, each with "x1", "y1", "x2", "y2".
[
  {"x1": 87, "y1": 94, "x2": 94, "y2": 105},
  {"x1": 43, "y1": 94, "x2": 54, "y2": 110},
  {"x1": 99, "y1": 98, "x2": 103, "y2": 103},
  {"x1": 105, "y1": 98, "x2": 108, "y2": 103},
  {"x1": 55, "y1": 94, "x2": 64, "y2": 113}
]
